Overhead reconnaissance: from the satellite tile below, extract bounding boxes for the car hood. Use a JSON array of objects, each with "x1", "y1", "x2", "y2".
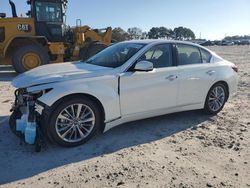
[{"x1": 12, "y1": 62, "x2": 112, "y2": 88}]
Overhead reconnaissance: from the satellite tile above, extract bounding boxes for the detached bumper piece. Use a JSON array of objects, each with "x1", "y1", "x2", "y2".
[
  {"x1": 14, "y1": 108, "x2": 43, "y2": 152},
  {"x1": 10, "y1": 89, "x2": 44, "y2": 152}
]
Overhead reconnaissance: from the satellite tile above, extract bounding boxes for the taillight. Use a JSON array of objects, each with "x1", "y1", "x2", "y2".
[{"x1": 232, "y1": 65, "x2": 238, "y2": 73}]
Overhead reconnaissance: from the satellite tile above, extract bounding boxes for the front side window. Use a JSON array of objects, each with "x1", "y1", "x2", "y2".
[
  {"x1": 85, "y1": 43, "x2": 145, "y2": 68},
  {"x1": 35, "y1": 2, "x2": 62, "y2": 22},
  {"x1": 200, "y1": 48, "x2": 212, "y2": 63},
  {"x1": 0, "y1": 27, "x2": 5, "y2": 42},
  {"x1": 139, "y1": 44, "x2": 172, "y2": 68},
  {"x1": 177, "y1": 44, "x2": 202, "y2": 65}
]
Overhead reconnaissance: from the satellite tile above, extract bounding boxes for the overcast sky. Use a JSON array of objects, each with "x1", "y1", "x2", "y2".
[{"x1": 1, "y1": 0, "x2": 250, "y2": 40}]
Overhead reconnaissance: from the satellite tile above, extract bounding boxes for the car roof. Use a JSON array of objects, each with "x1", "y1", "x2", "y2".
[
  {"x1": 123, "y1": 39, "x2": 203, "y2": 46},
  {"x1": 121, "y1": 39, "x2": 212, "y2": 52}
]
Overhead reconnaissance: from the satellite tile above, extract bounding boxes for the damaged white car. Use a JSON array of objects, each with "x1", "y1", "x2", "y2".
[{"x1": 10, "y1": 40, "x2": 238, "y2": 150}]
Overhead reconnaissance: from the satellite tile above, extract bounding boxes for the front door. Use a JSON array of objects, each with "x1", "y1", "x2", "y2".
[{"x1": 120, "y1": 43, "x2": 179, "y2": 116}]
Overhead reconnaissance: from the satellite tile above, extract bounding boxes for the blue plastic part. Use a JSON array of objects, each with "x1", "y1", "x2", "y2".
[
  {"x1": 16, "y1": 114, "x2": 37, "y2": 145},
  {"x1": 16, "y1": 119, "x2": 25, "y2": 133},
  {"x1": 25, "y1": 122, "x2": 37, "y2": 145},
  {"x1": 16, "y1": 114, "x2": 28, "y2": 133}
]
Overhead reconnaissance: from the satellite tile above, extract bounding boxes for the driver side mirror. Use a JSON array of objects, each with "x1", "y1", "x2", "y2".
[{"x1": 134, "y1": 61, "x2": 154, "y2": 72}]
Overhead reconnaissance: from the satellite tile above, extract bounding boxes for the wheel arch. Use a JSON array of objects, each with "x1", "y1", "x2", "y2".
[
  {"x1": 48, "y1": 93, "x2": 106, "y2": 132},
  {"x1": 203, "y1": 80, "x2": 230, "y2": 114},
  {"x1": 205, "y1": 80, "x2": 230, "y2": 106},
  {"x1": 212, "y1": 80, "x2": 229, "y2": 100}
]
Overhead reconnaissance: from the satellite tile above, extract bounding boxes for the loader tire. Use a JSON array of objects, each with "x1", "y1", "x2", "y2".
[
  {"x1": 12, "y1": 44, "x2": 49, "y2": 73},
  {"x1": 83, "y1": 43, "x2": 108, "y2": 61}
]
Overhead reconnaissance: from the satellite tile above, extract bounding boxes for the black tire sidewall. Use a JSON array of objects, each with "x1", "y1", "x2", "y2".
[
  {"x1": 12, "y1": 44, "x2": 49, "y2": 73},
  {"x1": 48, "y1": 97, "x2": 102, "y2": 147},
  {"x1": 204, "y1": 83, "x2": 228, "y2": 115}
]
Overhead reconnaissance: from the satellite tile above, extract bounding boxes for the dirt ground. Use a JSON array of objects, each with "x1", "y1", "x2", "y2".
[{"x1": 0, "y1": 46, "x2": 249, "y2": 188}]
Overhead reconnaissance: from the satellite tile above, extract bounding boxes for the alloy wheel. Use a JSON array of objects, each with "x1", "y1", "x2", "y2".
[
  {"x1": 208, "y1": 86, "x2": 226, "y2": 112},
  {"x1": 55, "y1": 103, "x2": 95, "y2": 143}
]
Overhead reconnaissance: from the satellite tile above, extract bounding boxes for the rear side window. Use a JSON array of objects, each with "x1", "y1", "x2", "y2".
[
  {"x1": 200, "y1": 48, "x2": 212, "y2": 63},
  {"x1": 139, "y1": 44, "x2": 173, "y2": 68},
  {"x1": 176, "y1": 44, "x2": 202, "y2": 65},
  {"x1": 0, "y1": 27, "x2": 5, "y2": 42}
]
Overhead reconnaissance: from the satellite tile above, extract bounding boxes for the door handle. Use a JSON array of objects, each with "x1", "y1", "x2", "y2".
[
  {"x1": 206, "y1": 70, "x2": 215, "y2": 76},
  {"x1": 165, "y1": 75, "x2": 177, "y2": 81}
]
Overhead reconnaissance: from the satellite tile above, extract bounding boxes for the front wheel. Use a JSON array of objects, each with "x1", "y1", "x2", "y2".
[
  {"x1": 48, "y1": 97, "x2": 102, "y2": 147},
  {"x1": 204, "y1": 83, "x2": 228, "y2": 115}
]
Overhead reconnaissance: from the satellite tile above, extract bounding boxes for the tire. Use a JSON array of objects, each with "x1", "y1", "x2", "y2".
[
  {"x1": 48, "y1": 96, "x2": 102, "y2": 147},
  {"x1": 83, "y1": 43, "x2": 107, "y2": 61},
  {"x1": 12, "y1": 44, "x2": 49, "y2": 73},
  {"x1": 204, "y1": 83, "x2": 228, "y2": 115},
  {"x1": 9, "y1": 110, "x2": 22, "y2": 136}
]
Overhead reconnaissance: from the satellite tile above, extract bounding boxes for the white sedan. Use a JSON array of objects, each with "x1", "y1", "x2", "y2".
[{"x1": 10, "y1": 40, "x2": 238, "y2": 148}]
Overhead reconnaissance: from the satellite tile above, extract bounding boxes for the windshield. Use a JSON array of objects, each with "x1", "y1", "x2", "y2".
[
  {"x1": 84, "y1": 43, "x2": 146, "y2": 68},
  {"x1": 35, "y1": 1, "x2": 63, "y2": 22}
]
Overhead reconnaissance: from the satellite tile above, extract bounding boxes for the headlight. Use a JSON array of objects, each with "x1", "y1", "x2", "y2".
[{"x1": 29, "y1": 88, "x2": 53, "y2": 99}]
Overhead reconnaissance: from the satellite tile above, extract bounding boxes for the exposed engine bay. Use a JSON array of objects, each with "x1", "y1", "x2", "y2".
[{"x1": 10, "y1": 88, "x2": 49, "y2": 152}]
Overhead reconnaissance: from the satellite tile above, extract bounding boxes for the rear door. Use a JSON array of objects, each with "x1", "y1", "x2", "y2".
[
  {"x1": 120, "y1": 43, "x2": 179, "y2": 116},
  {"x1": 176, "y1": 43, "x2": 215, "y2": 106}
]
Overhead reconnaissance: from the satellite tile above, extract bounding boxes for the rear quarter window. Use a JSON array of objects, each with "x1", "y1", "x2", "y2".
[{"x1": 200, "y1": 48, "x2": 212, "y2": 63}]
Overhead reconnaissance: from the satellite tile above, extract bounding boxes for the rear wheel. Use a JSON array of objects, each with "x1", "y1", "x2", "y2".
[
  {"x1": 204, "y1": 83, "x2": 228, "y2": 114},
  {"x1": 48, "y1": 97, "x2": 102, "y2": 147},
  {"x1": 12, "y1": 44, "x2": 49, "y2": 73}
]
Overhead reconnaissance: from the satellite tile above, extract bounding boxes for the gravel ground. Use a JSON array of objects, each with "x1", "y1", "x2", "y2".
[{"x1": 0, "y1": 46, "x2": 249, "y2": 188}]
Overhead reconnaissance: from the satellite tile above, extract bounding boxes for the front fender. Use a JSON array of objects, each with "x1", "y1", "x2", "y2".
[{"x1": 34, "y1": 76, "x2": 121, "y2": 122}]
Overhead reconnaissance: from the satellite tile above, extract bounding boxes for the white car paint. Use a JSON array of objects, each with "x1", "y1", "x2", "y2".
[
  {"x1": 12, "y1": 40, "x2": 238, "y2": 132},
  {"x1": 12, "y1": 62, "x2": 114, "y2": 88},
  {"x1": 120, "y1": 66, "x2": 179, "y2": 115},
  {"x1": 177, "y1": 63, "x2": 215, "y2": 106}
]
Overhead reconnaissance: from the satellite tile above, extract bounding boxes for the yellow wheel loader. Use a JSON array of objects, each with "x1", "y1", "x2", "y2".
[{"x1": 0, "y1": 0, "x2": 112, "y2": 73}]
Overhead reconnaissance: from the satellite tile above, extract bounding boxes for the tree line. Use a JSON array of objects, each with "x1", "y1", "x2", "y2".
[{"x1": 112, "y1": 26, "x2": 196, "y2": 42}]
